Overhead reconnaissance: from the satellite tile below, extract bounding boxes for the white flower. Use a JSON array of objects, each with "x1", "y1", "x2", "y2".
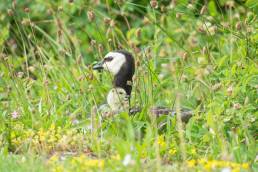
[
  {"x1": 122, "y1": 154, "x2": 132, "y2": 166},
  {"x1": 221, "y1": 167, "x2": 231, "y2": 172}
]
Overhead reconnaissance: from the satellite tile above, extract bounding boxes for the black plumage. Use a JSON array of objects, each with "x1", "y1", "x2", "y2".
[{"x1": 113, "y1": 50, "x2": 135, "y2": 96}]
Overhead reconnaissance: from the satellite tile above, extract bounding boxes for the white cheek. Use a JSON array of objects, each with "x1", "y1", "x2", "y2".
[
  {"x1": 103, "y1": 63, "x2": 110, "y2": 71},
  {"x1": 110, "y1": 62, "x2": 122, "y2": 75},
  {"x1": 104, "y1": 62, "x2": 121, "y2": 75},
  {"x1": 103, "y1": 52, "x2": 126, "y2": 75}
]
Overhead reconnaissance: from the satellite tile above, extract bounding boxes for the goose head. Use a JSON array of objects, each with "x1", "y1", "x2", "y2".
[{"x1": 93, "y1": 50, "x2": 135, "y2": 96}]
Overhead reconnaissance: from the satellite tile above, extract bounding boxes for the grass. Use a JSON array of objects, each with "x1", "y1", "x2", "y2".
[{"x1": 0, "y1": 0, "x2": 257, "y2": 171}]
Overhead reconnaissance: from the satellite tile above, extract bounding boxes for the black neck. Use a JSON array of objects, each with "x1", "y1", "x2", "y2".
[
  {"x1": 113, "y1": 50, "x2": 135, "y2": 96},
  {"x1": 113, "y1": 72, "x2": 132, "y2": 96}
]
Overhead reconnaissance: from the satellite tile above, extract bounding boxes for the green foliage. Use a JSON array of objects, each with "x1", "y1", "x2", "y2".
[{"x1": 0, "y1": 0, "x2": 257, "y2": 171}]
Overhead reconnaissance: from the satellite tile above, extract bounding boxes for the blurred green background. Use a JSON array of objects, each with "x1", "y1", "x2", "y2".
[{"x1": 0, "y1": 0, "x2": 257, "y2": 171}]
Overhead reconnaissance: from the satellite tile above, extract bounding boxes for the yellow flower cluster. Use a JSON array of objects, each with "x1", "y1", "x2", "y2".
[
  {"x1": 71, "y1": 155, "x2": 104, "y2": 169},
  {"x1": 168, "y1": 148, "x2": 177, "y2": 155},
  {"x1": 52, "y1": 165, "x2": 64, "y2": 172},
  {"x1": 10, "y1": 123, "x2": 87, "y2": 153},
  {"x1": 157, "y1": 135, "x2": 178, "y2": 157},
  {"x1": 157, "y1": 135, "x2": 166, "y2": 148},
  {"x1": 48, "y1": 154, "x2": 105, "y2": 172},
  {"x1": 187, "y1": 158, "x2": 249, "y2": 171}
]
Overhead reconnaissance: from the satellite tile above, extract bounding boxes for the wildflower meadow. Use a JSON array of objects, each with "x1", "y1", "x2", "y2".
[{"x1": 0, "y1": 0, "x2": 257, "y2": 172}]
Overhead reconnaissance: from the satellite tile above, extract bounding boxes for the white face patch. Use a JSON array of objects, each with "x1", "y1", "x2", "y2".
[
  {"x1": 107, "y1": 87, "x2": 129, "y2": 113},
  {"x1": 103, "y1": 52, "x2": 126, "y2": 75}
]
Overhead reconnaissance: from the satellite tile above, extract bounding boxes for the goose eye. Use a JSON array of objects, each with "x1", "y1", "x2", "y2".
[{"x1": 104, "y1": 56, "x2": 113, "y2": 62}]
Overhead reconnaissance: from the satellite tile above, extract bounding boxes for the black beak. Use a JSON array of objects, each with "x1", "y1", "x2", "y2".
[{"x1": 93, "y1": 60, "x2": 104, "y2": 70}]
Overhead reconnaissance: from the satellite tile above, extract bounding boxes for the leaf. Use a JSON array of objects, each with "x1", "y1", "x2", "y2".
[{"x1": 208, "y1": 0, "x2": 218, "y2": 16}]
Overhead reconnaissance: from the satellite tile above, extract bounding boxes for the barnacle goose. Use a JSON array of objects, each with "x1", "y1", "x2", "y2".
[
  {"x1": 93, "y1": 50, "x2": 193, "y2": 122},
  {"x1": 93, "y1": 50, "x2": 134, "y2": 117}
]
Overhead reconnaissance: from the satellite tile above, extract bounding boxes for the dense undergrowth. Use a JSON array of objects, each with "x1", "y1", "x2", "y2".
[{"x1": 0, "y1": 0, "x2": 257, "y2": 171}]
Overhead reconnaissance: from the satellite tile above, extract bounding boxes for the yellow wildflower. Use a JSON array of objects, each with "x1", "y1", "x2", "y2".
[
  {"x1": 72, "y1": 155, "x2": 104, "y2": 168},
  {"x1": 168, "y1": 148, "x2": 177, "y2": 155},
  {"x1": 187, "y1": 159, "x2": 196, "y2": 167},
  {"x1": 111, "y1": 154, "x2": 121, "y2": 160},
  {"x1": 52, "y1": 165, "x2": 64, "y2": 172},
  {"x1": 230, "y1": 162, "x2": 239, "y2": 168},
  {"x1": 232, "y1": 167, "x2": 240, "y2": 172},
  {"x1": 186, "y1": 158, "x2": 249, "y2": 171},
  {"x1": 241, "y1": 163, "x2": 249, "y2": 169},
  {"x1": 50, "y1": 123, "x2": 56, "y2": 131},
  {"x1": 38, "y1": 128, "x2": 46, "y2": 142},
  {"x1": 157, "y1": 135, "x2": 166, "y2": 148},
  {"x1": 204, "y1": 162, "x2": 212, "y2": 171},
  {"x1": 48, "y1": 155, "x2": 59, "y2": 165},
  {"x1": 85, "y1": 159, "x2": 104, "y2": 168}
]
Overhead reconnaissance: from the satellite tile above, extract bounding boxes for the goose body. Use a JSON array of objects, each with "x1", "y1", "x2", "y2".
[{"x1": 93, "y1": 50, "x2": 193, "y2": 122}]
